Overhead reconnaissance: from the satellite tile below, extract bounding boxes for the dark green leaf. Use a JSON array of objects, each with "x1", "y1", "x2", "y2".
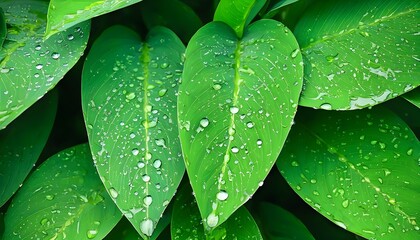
[
  {"x1": 178, "y1": 19, "x2": 303, "y2": 229},
  {"x1": 263, "y1": 0, "x2": 299, "y2": 19},
  {"x1": 140, "y1": 0, "x2": 203, "y2": 43},
  {"x1": 256, "y1": 202, "x2": 315, "y2": 240},
  {"x1": 0, "y1": 91, "x2": 57, "y2": 207},
  {"x1": 402, "y1": 87, "x2": 420, "y2": 109},
  {"x1": 0, "y1": 0, "x2": 90, "y2": 129},
  {"x1": 82, "y1": 25, "x2": 185, "y2": 239},
  {"x1": 46, "y1": 0, "x2": 141, "y2": 38},
  {"x1": 214, "y1": 0, "x2": 266, "y2": 38},
  {"x1": 171, "y1": 184, "x2": 263, "y2": 239},
  {"x1": 277, "y1": 107, "x2": 420, "y2": 239},
  {"x1": 0, "y1": 8, "x2": 6, "y2": 48},
  {"x1": 295, "y1": 0, "x2": 420, "y2": 110},
  {"x1": 3, "y1": 144, "x2": 121, "y2": 240}
]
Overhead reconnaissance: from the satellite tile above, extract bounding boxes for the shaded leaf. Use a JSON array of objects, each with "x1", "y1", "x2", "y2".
[
  {"x1": 0, "y1": 0, "x2": 89, "y2": 129},
  {"x1": 0, "y1": 8, "x2": 5, "y2": 48},
  {"x1": 3, "y1": 144, "x2": 121, "y2": 240},
  {"x1": 46, "y1": 0, "x2": 141, "y2": 38},
  {"x1": 402, "y1": 87, "x2": 420, "y2": 109},
  {"x1": 171, "y1": 184, "x2": 263, "y2": 239},
  {"x1": 294, "y1": 0, "x2": 420, "y2": 110},
  {"x1": 178, "y1": 19, "x2": 303, "y2": 229},
  {"x1": 256, "y1": 202, "x2": 315, "y2": 240},
  {"x1": 277, "y1": 107, "x2": 420, "y2": 239},
  {"x1": 263, "y1": 0, "x2": 299, "y2": 19},
  {"x1": 82, "y1": 25, "x2": 185, "y2": 239},
  {"x1": 0, "y1": 91, "x2": 57, "y2": 207},
  {"x1": 214, "y1": 0, "x2": 266, "y2": 38},
  {"x1": 140, "y1": 0, "x2": 203, "y2": 43}
]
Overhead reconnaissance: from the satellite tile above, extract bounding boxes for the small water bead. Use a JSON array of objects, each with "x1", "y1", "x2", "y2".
[
  {"x1": 155, "y1": 139, "x2": 166, "y2": 147},
  {"x1": 142, "y1": 174, "x2": 151, "y2": 182},
  {"x1": 35, "y1": 45, "x2": 41, "y2": 51},
  {"x1": 206, "y1": 213, "x2": 219, "y2": 228},
  {"x1": 140, "y1": 219, "x2": 154, "y2": 237},
  {"x1": 246, "y1": 122, "x2": 254, "y2": 128},
  {"x1": 158, "y1": 89, "x2": 167, "y2": 97},
  {"x1": 45, "y1": 195, "x2": 54, "y2": 200},
  {"x1": 200, "y1": 118, "x2": 210, "y2": 128},
  {"x1": 216, "y1": 190, "x2": 228, "y2": 201},
  {"x1": 213, "y1": 84, "x2": 222, "y2": 90},
  {"x1": 230, "y1": 106, "x2": 239, "y2": 114},
  {"x1": 132, "y1": 148, "x2": 139, "y2": 156},
  {"x1": 143, "y1": 195, "x2": 153, "y2": 206},
  {"x1": 126, "y1": 92, "x2": 135, "y2": 100},
  {"x1": 109, "y1": 188, "x2": 119, "y2": 198},
  {"x1": 145, "y1": 152, "x2": 152, "y2": 160},
  {"x1": 51, "y1": 52, "x2": 60, "y2": 59},
  {"x1": 34, "y1": 73, "x2": 40, "y2": 78},
  {"x1": 291, "y1": 49, "x2": 300, "y2": 58},
  {"x1": 231, "y1": 147, "x2": 239, "y2": 153},
  {"x1": 153, "y1": 159, "x2": 162, "y2": 168},
  {"x1": 320, "y1": 103, "x2": 332, "y2": 110},
  {"x1": 86, "y1": 229, "x2": 98, "y2": 239},
  {"x1": 35, "y1": 64, "x2": 43, "y2": 70},
  {"x1": 137, "y1": 161, "x2": 145, "y2": 168},
  {"x1": 129, "y1": 133, "x2": 136, "y2": 139},
  {"x1": 256, "y1": 139, "x2": 263, "y2": 147},
  {"x1": 67, "y1": 34, "x2": 74, "y2": 40}
]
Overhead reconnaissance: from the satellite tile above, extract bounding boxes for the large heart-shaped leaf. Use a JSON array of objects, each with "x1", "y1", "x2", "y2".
[
  {"x1": 3, "y1": 144, "x2": 121, "y2": 240},
  {"x1": 82, "y1": 25, "x2": 185, "y2": 239},
  {"x1": 0, "y1": 0, "x2": 89, "y2": 130},
  {"x1": 171, "y1": 184, "x2": 263, "y2": 239},
  {"x1": 277, "y1": 107, "x2": 420, "y2": 239},
  {"x1": 294, "y1": 0, "x2": 420, "y2": 110},
  {"x1": 0, "y1": 90, "x2": 57, "y2": 207},
  {"x1": 178, "y1": 19, "x2": 303, "y2": 229},
  {"x1": 46, "y1": 0, "x2": 141, "y2": 38}
]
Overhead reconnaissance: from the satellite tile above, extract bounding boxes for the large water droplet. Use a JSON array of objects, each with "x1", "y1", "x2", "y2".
[
  {"x1": 35, "y1": 64, "x2": 43, "y2": 70},
  {"x1": 200, "y1": 118, "x2": 210, "y2": 128},
  {"x1": 155, "y1": 139, "x2": 166, "y2": 147},
  {"x1": 256, "y1": 139, "x2": 263, "y2": 147},
  {"x1": 216, "y1": 190, "x2": 228, "y2": 201},
  {"x1": 143, "y1": 195, "x2": 153, "y2": 206},
  {"x1": 230, "y1": 106, "x2": 239, "y2": 114},
  {"x1": 87, "y1": 229, "x2": 98, "y2": 239},
  {"x1": 126, "y1": 92, "x2": 135, "y2": 100},
  {"x1": 320, "y1": 103, "x2": 332, "y2": 110},
  {"x1": 342, "y1": 199, "x2": 349, "y2": 208},
  {"x1": 137, "y1": 161, "x2": 145, "y2": 168},
  {"x1": 132, "y1": 148, "x2": 139, "y2": 156},
  {"x1": 140, "y1": 219, "x2": 154, "y2": 237},
  {"x1": 246, "y1": 122, "x2": 254, "y2": 128},
  {"x1": 153, "y1": 159, "x2": 162, "y2": 169},
  {"x1": 291, "y1": 49, "x2": 300, "y2": 58},
  {"x1": 206, "y1": 213, "x2": 219, "y2": 228},
  {"x1": 109, "y1": 188, "x2": 119, "y2": 198},
  {"x1": 142, "y1": 174, "x2": 151, "y2": 182},
  {"x1": 231, "y1": 147, "x2": 239, "y2": 153},
  {"x1": 51, "y1": 52, "x2": 60, "y2": 60}
]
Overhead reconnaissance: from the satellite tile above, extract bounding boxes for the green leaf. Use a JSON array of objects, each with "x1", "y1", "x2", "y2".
[
  {"x1": 0, "y1": 0, "x2": 90, "y2": 130},
  {"x1": 0, "y1": 91, "x2": 57, "y2": 207},
  {"x1": 294, "y1": 0, "x2": 420, "y2": 110},
  {"x1": 256, "y1": 202, "x2": 315, "y2": 240},
  {"x1": 277, "y1": 107, "x2": 420, "y2": 239},
  {"x1": 214, "y1": 0, "x2": 266, "y2": 38},
  {"x1": 3, "y1": 144, "x2": 121, "y2": 240},
  {"x1": 140, "y1": 0, "x2": 203, "y2": 43},
  {"x1": 263, "y1": 0, "x2": 299, "y2": 19},
  {"x1": 82, "y1": 25, "x2": 185, "y2": 239},
  {"x1": 402, "y1": 87, "x2": 420, "y2": 109},
  {"x1": 178, "y1": 19, "x2": 303, "y2": 229},
  {"x1": 46, "y1": 0, "x2": 141, "y2": 38},
  {"x1": 0, "y1": 8, "x2": 6, "y2": 49},
  {"x1": 171, "y1": 184, "x2": 263, "y2": 239}
]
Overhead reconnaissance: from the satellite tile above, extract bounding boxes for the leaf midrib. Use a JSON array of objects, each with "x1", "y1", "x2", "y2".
[
  {"x1": 301, "y1": 7, "x2": 419, "y2": 51},
  {"x1": 301, "y1": 122, "x2": 417, "y2": 228}
]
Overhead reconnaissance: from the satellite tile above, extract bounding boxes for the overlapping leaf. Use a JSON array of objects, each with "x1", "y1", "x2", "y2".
[
  {"x1": 0, "y1": 91, "x2": 57, "y2": 207},
  {"x1": 171, "y1": 184, "x2": 263, "y2": 239},
  {"x1": 3, "y1": 144, "x2": 121, "y2": 240},
  {"x1": 277, "y1": 107, "x2": 420, "y2": 239},
  {"x1": 178, "y1": 19, "x2": 303, "y2": 229},
  {"x1": 82, "y1": 25, "x2": 185, "y2": 239},
  {"x1": 0, "y1": 8, "x2": 6, "y2": 48},
  {"x1": 0, "y1": 0, "x2": 89, "y2": 129},
  {"x1": 403, "y1": 87, "x2": 420, "y2": 109},
  {"x1": 295, "y1": 0, "x2": 420, "y2": 110},
  {"x1": 46, "y1": 0, "x2": 141, "y2": 38}
]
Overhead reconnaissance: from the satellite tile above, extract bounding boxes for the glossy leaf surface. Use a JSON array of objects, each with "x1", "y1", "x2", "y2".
[
  {"x1": 295, "y1": 0, "x2": 420, "y2": 110},
  {"x1": 171, "y1": 184, "x2": 263, "y2": 239},
  {"x1": 277, "y1": 107, "x2": 420, "y2": 239},
  {"x1": 46, "y1": 0, "x2": 141, "y2": 38},
  {"x1": 82, "y1": 25, "x2": 185, "y2": 238},
  {"x1": 0, "y1": 0, "x2": 89, "y2": 129},
  {"x1": 0, "y1": 91, "x2": 57, "y2": 207},
  {"x1": 3, "y1": 144, "x2": 121, "y2": 240},
  {"x1": 263, "y1": 0, "x2": 299, "y2": 18},
  {"x1": 256, "y1": 202, "x2": 315, "y2": 240},
  {"x1": 402, "y1": 87, "x2": 420, "y2": 109},
  {"x1": 178, "y1": 19, "x2": 303, "y2": 229}
]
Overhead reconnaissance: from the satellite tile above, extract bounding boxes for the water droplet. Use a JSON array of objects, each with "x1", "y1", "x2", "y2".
[
  {"x1": 35, "y1": 45, "x2": 41, "y2": 51},
  {"x1": 129, "y1": 133, "x2": 136, "y2": 139},
  {"x1": 158, "y1": 89, "x2": 167, "y2": 97},
  {"x1": 334, "y1": 220, "x2": 347, "y2": 229},
  {"x1": 246, "y1": 122, "x2": 254, "y2": 128},
  {"x1": 213, "y1": 84, "x2": 222, "y2": 90},
  {"x1": 291, "y1": 161, "x2": 299, "y2": 167},
  {"x1": 137, "y1": 161, "x2": 145, "y2": 168},
  {"x1": 145, "y1": 152, "x2": 152, "y2": 160},
  {"x1": 160, "y1": 63, "x2": 169, "y2": 69},
  {"x1": 109, "y1": 188, "x2": 119, "y2": 198},
  {"x1": 67, "y1": 34, "x2": 74, "y2": 40},
  {"x1": 320, "y1": 103, "x2": 332, "y2": 110},
  {"x1": 132, "y1": 148, "x2": 140, "y2": 156},
  {"x1": 126, "y1": 92, "x2": 135, "y2": 100},
  {"x1": 153, "y1": 159, "x2": 162, "y2": 168},
  {"x1": 216, "y1": 190, "x2": 228, "y2": 201},
  {"x1": 40, "y1": 218, "x2": 49, "y2": 225},
  {"x1": 342, "y1": 199, "x2": 349, "y2": 208},
  {"x1": 35, "y1": 64, "x2": 43, "y2": 70},
  {"x1": 143, "y1": 195, "x2": 153, "y2": 206},
  {"x1": 231, "y1": 147, "x2": 239, "y2": 153},
  {"x1": 155, "y1": 139, "x2": 166, "y2": 147},
  {"x1": 87, "y1": 229, "x2": 98, "y2": 239},
  {"x1": 142, "y1": 174, "x2": 151, "y2": 182},
  {"x1": 291, "y1": 49, "x2": 300, "y2": 58},
  {"x1": 407, "y1": 148, "x2": 413, "y2": 156},
  {"x1": 200, "y1": 118, "x2": 210, "y2": 128},
  {"x1": 206, "y1": 213, "x2": 219, "y2": 228},
  {"x1": 51, "y1": 52, "x2": 60, "y2": 59},
  {"x1": 230, "y1": 106, "x2": 239, "y2": 114},
  {"x1": 45, "y1": 195, "x2": 54, "y2": 200},
  {"x1": 256, "y1": 139, "x2": 263, "y2": 146},
  {"x1": 389, "y1": 198, "x2": 396, "y2": 205},
  {"x1": 140, "y1": 219, "x2": 154, "y2": 237}
]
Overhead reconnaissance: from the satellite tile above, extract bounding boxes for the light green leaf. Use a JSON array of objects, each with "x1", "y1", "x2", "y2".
[
  {"x1": 171, "y1": 184, "x2": 263, "y2": 239},
  {"x1": 82, "y1": 25, "x2": 185, "y2": 239},
  {"x1": 178, "y1": 19, "x2": 303, "y2": 229},
  {"x1": 3, "y1": 144, "x2": 121, "y2": 240},
  {"x1": 277, "y1": 107, "x2": 420, "y2": 239},
  {"x1": 0, "y1": 91, "x2": 57, "y2": 207},
  {"x1": 294, "y1": 0, "x2": 420, "y2": 110},
  {"x1": 0, "y1": 8, "x2": 6, "y2": 48},
  {"x1": 256, "y1": 202, "x2": 315, "y2": 240},
  {"x1": 140, "y1": 0, "x2": 203, "y2": 43},
  {"x1": 0, "y1": 0, "x2": 90, "y2": 130},
  {"x1": 402, "y1": 87, "x2": 420, "y2": 109},
  {"x1": 262, "y1": 0, "x2": 299, "y2": 19},
  {"x1": 214, "y1": 0, "x2": 266, "y2": 38},
  {"x1": 46, "y1": 0, "x2": 141, "y2": 38}
]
